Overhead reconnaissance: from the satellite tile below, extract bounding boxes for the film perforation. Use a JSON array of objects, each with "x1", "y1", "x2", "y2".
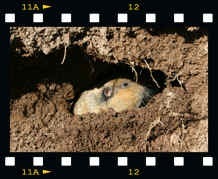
[
  {"x1": 33, "y1": 157, "x2": 44, "y2": 166},
  {"x1": 117, "y1": 13, "x2": 128, "y2": 23},
  {"x1": 89, "y1": 13, "x2": 100, "y2": 23},
  {"x1": 1, "y1": 12, "x2": 215, "y2": 23},
  {"x1": 61, "y1": 157, "x2": 72, "y2": 166},
  {"x1": 2, "y1": 156, "x2": 215, "y2": 167},
  {"x1": 33, "y1": 13, "x2": 43, "y2": 23},
  {"x1": 145, "y1": 13, "x2": 156, "y2": 23},
  {"x1": 202, "y1": 156, "x2": 213, "y2": 166},
  {"x1": 145, "y1": 157, "x2": 156, "y2": 166},
  {"x1": 173, "y1": 157, "x2": 184, "y2": 166},
  {"x1": 203, "y1": 13, "x2": 214, "y2": 23},
  {"x1": 117, "y1": 157, "x2": 128, "y2": 166},
  {"x1": 61, "y1": 13, "x2": 72, "y2": 23},
  {"x1": 89, "y1": 157, "x2": 100, "y2": 166},
  {"x1": 173, "y1": 13, "x2": 184, "y2": 23},
  {"x1": 5, "y1": 157, "x2": 15, "y2": 167},
  {"x1": 5, "y1": 13, "x2": 15, "y2": 23}
]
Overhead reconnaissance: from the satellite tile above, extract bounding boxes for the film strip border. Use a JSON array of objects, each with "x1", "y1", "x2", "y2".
[
  {"x1": 1, "y1": 12, "x2": 215, "y2": 23},
  {"x1": 2, "y1": 156, "x2": 215, "y2": 167}
]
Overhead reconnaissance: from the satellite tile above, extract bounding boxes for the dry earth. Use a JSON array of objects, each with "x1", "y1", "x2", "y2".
[{"x1": 10, "y1": 27, "x2": 208, "y2": 152}]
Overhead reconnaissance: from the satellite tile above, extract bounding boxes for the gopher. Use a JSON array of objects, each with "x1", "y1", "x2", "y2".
[{"x1": 73, "y1": 78, "x2": 153, "y2": 115}]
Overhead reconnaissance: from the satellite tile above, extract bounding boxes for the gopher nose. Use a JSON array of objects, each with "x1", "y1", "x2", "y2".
[{"x1": 103, "y1": 86, "x2": 113, "y2": 99}]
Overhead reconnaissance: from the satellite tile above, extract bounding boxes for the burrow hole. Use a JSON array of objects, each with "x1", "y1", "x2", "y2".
[{"x1": 11, "y1": 45, "x2": 168, "y2": 112}]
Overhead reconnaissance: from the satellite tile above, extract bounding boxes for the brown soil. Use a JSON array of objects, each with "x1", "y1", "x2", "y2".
[{"x1": 10, "y1": 27, "x2": 208, "y2": 152}]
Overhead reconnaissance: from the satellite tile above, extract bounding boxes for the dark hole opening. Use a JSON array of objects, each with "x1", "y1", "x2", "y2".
[{"x1": 10, "y1": 45, "x2": 168, "y2": 111}]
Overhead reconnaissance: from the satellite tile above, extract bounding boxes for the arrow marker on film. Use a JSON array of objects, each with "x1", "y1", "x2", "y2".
[
  {"x1": 42, "y1": 170, "x2": 52, "y2": 175},
  {"x1": 42, "y1": 4, "x2": 52, "y2": 10}
]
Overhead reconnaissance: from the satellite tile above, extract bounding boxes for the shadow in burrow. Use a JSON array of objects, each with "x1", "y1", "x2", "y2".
[{"x1": 10, "y1": 45, "x2": 170, "y2": 111}]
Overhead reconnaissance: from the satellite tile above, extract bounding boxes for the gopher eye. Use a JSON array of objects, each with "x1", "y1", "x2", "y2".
[{"x1": 121, "y1": 82, "x2": 129, "y2": 88}]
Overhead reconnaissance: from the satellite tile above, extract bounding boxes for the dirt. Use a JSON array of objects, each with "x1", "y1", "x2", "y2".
[{"x1": 10, "y1": 27, "x2": 208, "y2": 152}]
